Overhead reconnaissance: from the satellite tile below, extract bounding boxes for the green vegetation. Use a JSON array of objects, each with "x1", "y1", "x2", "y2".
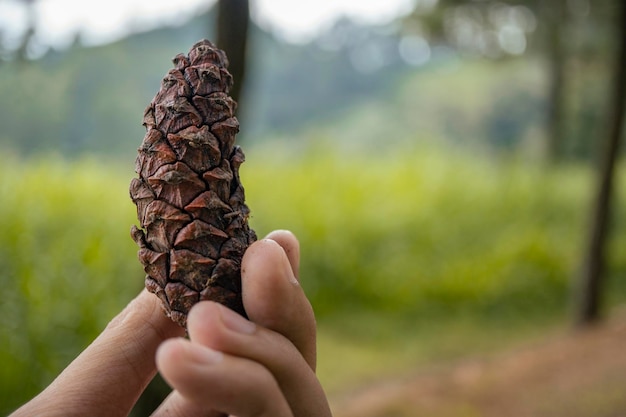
[
  {"x1": 248, "y1": 144, "x2": 626, "y2": 319},
  {"x1": 0, "y1": 13, "x2": 410, "y2": 157},
  {"x1": 0, "y1": 11, "x2": 564, "y2": 161},
  {"x1": 1, "y1": 148, "x2": 625, "y2": 413}
]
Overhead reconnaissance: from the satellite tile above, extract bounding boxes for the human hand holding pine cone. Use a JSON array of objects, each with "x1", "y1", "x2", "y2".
[{"x1": 11, "y1": 231, "x2": 332, "y2": 417}]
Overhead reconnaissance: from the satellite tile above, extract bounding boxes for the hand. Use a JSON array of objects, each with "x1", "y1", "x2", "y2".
[{"x1": 11, "y1": 230, "x2": 331, "y2": 417}]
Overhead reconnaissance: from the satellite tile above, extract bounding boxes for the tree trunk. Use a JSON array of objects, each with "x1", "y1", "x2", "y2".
[
  {"x1": 543, "y1": 0, "x2": 567, "y2": 161},
  {"x1": 16, "y1": 0, "x2": 36, "y2": 63},
  {"x1": 575, "y1": 0, "x2": 626, "y2": 326},
  {"x1": 216, "y1": 0, "x2": 250, "y2": 109}
]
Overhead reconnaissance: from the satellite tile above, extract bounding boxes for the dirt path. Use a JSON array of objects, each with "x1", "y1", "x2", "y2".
[{"x1": 330, "y1": 313, "x2": 626, "y2": 417}]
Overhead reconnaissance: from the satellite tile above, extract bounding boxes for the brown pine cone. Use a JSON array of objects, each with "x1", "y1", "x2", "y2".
[{"x1": 129, "y1": 39, "x2": 256, "y2": 328}]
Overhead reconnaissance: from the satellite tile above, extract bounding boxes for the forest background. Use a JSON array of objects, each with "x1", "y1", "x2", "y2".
[{"x1": 1, "y1": 0, "x2": 625, "y2": 415}]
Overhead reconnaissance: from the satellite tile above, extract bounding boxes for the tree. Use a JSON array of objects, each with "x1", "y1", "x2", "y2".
[
  {"x1": 1, "y1": 0, "x2": 37, "y2": 63},
  {"x1": 402, "y1": 0, "x2": 571, "y2": 161},
  {"x1": 574, "y1": 0, "x2": 626, "y2": 326},
  {"x1": 540, "y1": 0, "x2": 567, "y2": 161},
  {"x1": 216, "y1": 0, "x2": 250, "y2": 108}
]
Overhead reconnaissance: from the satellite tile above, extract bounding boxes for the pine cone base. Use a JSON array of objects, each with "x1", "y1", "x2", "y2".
[{"x1": 130, "y1": 40, "x2": 256, "y2": 328}]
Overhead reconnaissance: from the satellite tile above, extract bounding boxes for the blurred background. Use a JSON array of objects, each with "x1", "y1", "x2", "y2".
[{"x1": 1, "y1": 0, "x2": 625, "y2": 415}]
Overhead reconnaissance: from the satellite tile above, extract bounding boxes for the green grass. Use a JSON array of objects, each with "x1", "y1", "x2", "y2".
[{"x1": 1, "y1": 147, "x2": 625, "y2": 413}]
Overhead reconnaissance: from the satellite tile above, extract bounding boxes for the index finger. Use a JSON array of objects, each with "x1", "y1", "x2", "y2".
[{"x1": 12, "y1": 289, "x2": 184, "y2": 417}]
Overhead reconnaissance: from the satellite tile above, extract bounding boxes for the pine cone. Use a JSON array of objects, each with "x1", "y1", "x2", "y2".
[{"x1": 130, "y1": 39, "x2": 256, "y2": 328}]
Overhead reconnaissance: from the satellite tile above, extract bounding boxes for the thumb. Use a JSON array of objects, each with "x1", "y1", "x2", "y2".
[{"x1": 242, "y1": 236, "x2": 317, "y2": 370}]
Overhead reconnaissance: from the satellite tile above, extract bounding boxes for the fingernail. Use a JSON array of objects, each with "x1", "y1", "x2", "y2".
[
  {"x1": 265, "y1": 238, "x2": 299, "y2": 285},
  {"x1": 219, "y1": 304, "x2": 256, "y2": 334},
  {"x1": 186, "y1": 342, "x2": 223, "y2": 365}
]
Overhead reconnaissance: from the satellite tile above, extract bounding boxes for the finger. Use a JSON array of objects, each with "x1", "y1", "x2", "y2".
[
  {"x1": 12, "y1": 289, "x2": 184, "y2": 417},
  {"x1": 264, "y1": 229, "x2": 300, "y2": 279},
  {"x1": 150, "y1": 391, "x2": 224, "y2": 417},
  {"x1": 155, "y1": 338, "x2": 293, "y2": 417},
  {"x1": 184, "y1": 302, "x2": 332, "y2": 417},
  {"x1": 241, "y1": 238, "x2": 317, "y2": 370}
]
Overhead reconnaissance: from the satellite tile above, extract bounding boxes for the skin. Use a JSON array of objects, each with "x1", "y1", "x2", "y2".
[{"x1": 11, "y1": 230, "x2": 331, "y2": 417}]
